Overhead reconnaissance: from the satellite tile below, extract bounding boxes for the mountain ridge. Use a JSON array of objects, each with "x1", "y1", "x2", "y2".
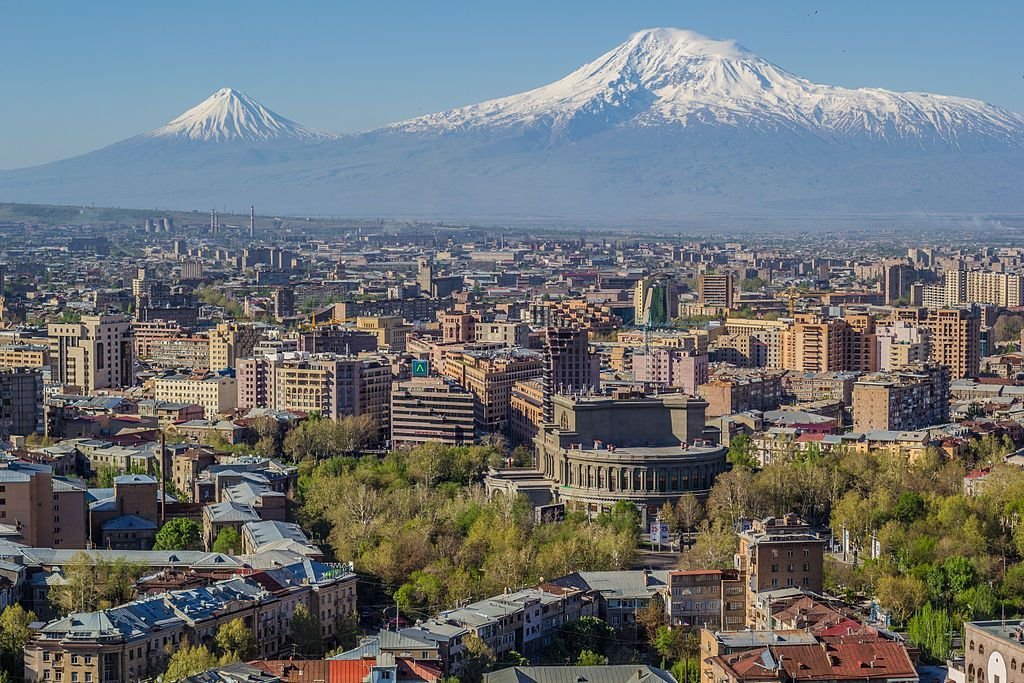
[{"x1": 1, "y1": 28, "x2": 1023, "y2": 224}]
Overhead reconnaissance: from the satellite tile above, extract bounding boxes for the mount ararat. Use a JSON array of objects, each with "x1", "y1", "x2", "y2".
[{"x1": 2, "y1": 28, "x2": 1023, "y2": 225}]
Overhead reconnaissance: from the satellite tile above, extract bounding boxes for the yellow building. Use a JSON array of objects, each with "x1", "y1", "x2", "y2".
[
  {"x1": 208, "y1": 322, "x2": 263, "y2": 370},
  {"x1": 356, "y1": 316, "x2": 413, "y2": 352}
]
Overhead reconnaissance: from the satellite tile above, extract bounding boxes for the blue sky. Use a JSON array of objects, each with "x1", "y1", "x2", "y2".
[{"x1": 2, "y1": 0, "x2": 1022, "y2": 168}]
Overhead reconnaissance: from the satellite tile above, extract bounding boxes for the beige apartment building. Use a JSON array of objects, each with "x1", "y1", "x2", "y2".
[
  {"x1": 237, "y1": 352, "x2": 392, "y2": 435},
  {"x1": 0, "y1": 343, "x2": 49, "y2": 370},
  {"x1": 780, "y1": 313, "x2": 876, "y2": 374},
  {"x1": 890, "y1": 307, "x2": 980, "y2": 379},
  {"x1": 442, "y1": 348, "x2": 544, "y2": 433},
  {"x1": 356, "y1": 315, "x2": 413, "y2": 352},
  {"x1": 153, "y1": 372, "x2": 238, "y2": 419},
  {"x1": 851, "y1": 364, "x2": 950, "y2": 432},
  {"x1": 48, "y1": 314, "x2": 133, "y2": 391},
  {"x1": 208, "y1": 322, "x2": 263, "y2": 370}
]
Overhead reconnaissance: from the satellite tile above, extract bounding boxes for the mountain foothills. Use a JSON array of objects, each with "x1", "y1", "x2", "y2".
[{"x1": 2, "y1": 28, "x2": 1023, "y2": 223}]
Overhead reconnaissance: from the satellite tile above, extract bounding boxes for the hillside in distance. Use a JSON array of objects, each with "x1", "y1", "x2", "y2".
[{"x1": 2, "y1": 29, "x2": 1023, "y2": 225}]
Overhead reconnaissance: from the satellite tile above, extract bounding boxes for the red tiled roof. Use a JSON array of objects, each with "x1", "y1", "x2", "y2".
[{"x1": 714, "y1": 641, "x2": 916, "y2": 682}]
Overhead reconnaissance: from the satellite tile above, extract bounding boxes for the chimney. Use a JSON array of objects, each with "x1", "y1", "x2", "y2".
[{"x1": 249, "y1": 205, "x2": 255, "y2": 239}]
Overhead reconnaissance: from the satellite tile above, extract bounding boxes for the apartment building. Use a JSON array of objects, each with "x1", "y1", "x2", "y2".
[
  {"x1": 780, "y1": 313, "x2": 876, "y2": 374},
  {"x1": 0, "y1": 457, "x2": 87, "y2": 548},
  {"x1": 662, "y1": 569, "x2": 746, "y2": 631},
  {"x1": 356, "y1": 316, "x2": 413, "y2": 352},
  {"x1": 391, "y1": 377, "x2": 476, "y2": 447},
  {"x1": 698, "y1": 370, "x2": 785, "y2": 418},
  {"x1": 735, "y1": 515, "x2": 826, "y2": 629},
  {"x1": 208, "y1": 322, "x2": 263, "y2": 370},
  {"x1": 633, "y1": 347, "x2": 708, "y2": 394},
  {"x1": 48, "y1": 314, "x2": 133, "y2": 391},
  {"x1": 890, "y1": 307, "x2": 981, "y2": 379},
  {"x1": 851, "y1": 364, "x2": 950, "y2": 432},
  {"x1": 442, "y1": 349, "x2": 544, "y2": 433},
  {"x1": 543, "y1": 327, "x2": 600, "y2": 398},
  {"x1": 510, "y1": 379, "x2": 545, "y2": 448},
  {"x1": 0, "y1": 343, "x2": 49, "y2": 370},
  {"x1": 0, "y1": 367, "x2": 43, "y2": 436},
  {"x1": 153, "y1": 372, "x2": 238, "y2": 419},
  {"x1": 875, "y1": 321, "x2": 931, "y2": 371},
  {"x1": 237, "y1": 352, "x2": 392, "y2": 433},
  {"x1": 698, "y1": 273, "x2": 734, "y2": 309},
  {"x1": 24, "y1": 562, "x2": 357, "y2": 683}
]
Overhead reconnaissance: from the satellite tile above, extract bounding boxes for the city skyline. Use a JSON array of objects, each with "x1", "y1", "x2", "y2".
[{"x1": 3, "y1": 0, "x2": 1024, "y2": 168}]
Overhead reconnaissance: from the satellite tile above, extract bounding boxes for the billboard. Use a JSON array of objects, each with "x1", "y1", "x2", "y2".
[{"x1": 411, "y1": 359, "x2": 430, "y2": 377}]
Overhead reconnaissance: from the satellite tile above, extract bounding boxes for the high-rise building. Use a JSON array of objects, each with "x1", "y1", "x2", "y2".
[
  {"x1": 852, "y1": 363, "x2": 950, "y2": 432},
  {"x1": 698, "y1": 273, "x2": 734, "y2": 309},
  {"x1": 780, "y1": 313, "x2": 876, "y2": 373},
  {"x1": 634, "y1": 278, "x2": 676, "y2": 325},
  {"x1": 271, "y1": 287, "x2": 295, "y2": 320},
  {"x1": 391, "y1": 377, "x2": 476, "y2": 447},
  {"x1": 0, "y1": 368, "x2": 43, "y2": 436},
  {"x1": 542, "y1": 328, "x2": 600, "y2": 418},
  {"x1": 890, "y1": 307, "x2": 980, "y2": 379},
  {"x1": 48, "y1": 314, "x2": 133, "y2": 391},
  {"x1": 881, "y1": 260, "x2": 914, "y2": 304},
  {"x1": 208, "y1": 322, "x2": 263, "y2": 370}
]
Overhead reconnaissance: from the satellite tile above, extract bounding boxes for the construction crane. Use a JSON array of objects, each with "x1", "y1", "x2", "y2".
[{"x1": 778, "y1": 285, "x2": 830, "y2": 317}]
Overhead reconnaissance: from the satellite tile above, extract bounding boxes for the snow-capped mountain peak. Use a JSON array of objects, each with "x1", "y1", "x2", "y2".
[
  {"x1": 392, "y1": 27, "x2": 1024, "y2": 148},
  {"x1": 146, "y1": 87, "x2": 329, "y2": 142}
]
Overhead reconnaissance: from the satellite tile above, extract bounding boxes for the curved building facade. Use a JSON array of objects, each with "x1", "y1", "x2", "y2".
[{"x1": 534, "y1": 391, "x2": 727, "y2": 514}]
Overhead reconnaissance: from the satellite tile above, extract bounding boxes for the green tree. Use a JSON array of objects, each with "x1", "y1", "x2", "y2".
[
  {"x1": 212, "y1": 527, "x2": 242, "y2": 555},
  {"x1": 0, "y1": 604, "x2": 36, "y2": 674},
  {"x1": 875, "y1": 575, "x2": 928, "y2": 625},
  {"x1": 49, "y1": 551, "x2": 98, "y2": 615},
  {"x1": 215, "y1": 617, "x2": 257, "y2": 661},
  {"x1": 907, "y1": 603, "x2": 953, "y2": 663},
  {"x1": 678, "y1": 521, "x2": 738, "y2": 570},
  {"x1": 460, "y1": 634, "x2": 496, "y2": 683},
  {"x1": 595, "y1": 501, "x2": 640, "y2": 534},
  {"x1": 577, "y1": 650, "x2": 609, "y2": 666},
  {"x1": 163, "y1": 641, "x2": 220, "y2": 681},
  {"x1": 560, "y1": 617, "x2": 614, "y2": 660},
  {"x1": 154, "y1": 518, "x2": 203, "y2": 551},
  {"x1": 290, "y1": 604, "x2": 324, "y2": 657},
  {"x1": 726, "y1": 434, "x2": 759, "y2": 470}
]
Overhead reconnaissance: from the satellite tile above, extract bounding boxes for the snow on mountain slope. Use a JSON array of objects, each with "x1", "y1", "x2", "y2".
[
  {"x1": 392, "y1": 28, "x2": 1024, "y2": 147},
  {"x1": 2, "y1": 29, "x2": 1024, "y2": 223},
  {"x1": 146, "y1": 87, "x2": 332, "y2": 143}
]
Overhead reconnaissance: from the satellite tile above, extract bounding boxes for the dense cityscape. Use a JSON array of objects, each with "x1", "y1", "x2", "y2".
[
  {"x1": 0, "y1": 207, "x2": 1011, "y2": 683},
  {"x1": 3, "y1": 2, "x2": 1024, "y2": 682}
]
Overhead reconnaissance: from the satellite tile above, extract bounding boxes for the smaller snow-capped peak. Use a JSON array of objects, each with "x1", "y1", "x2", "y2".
[{"x1": 147, "y1": 87, "x2": 330, "y2": 142}]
